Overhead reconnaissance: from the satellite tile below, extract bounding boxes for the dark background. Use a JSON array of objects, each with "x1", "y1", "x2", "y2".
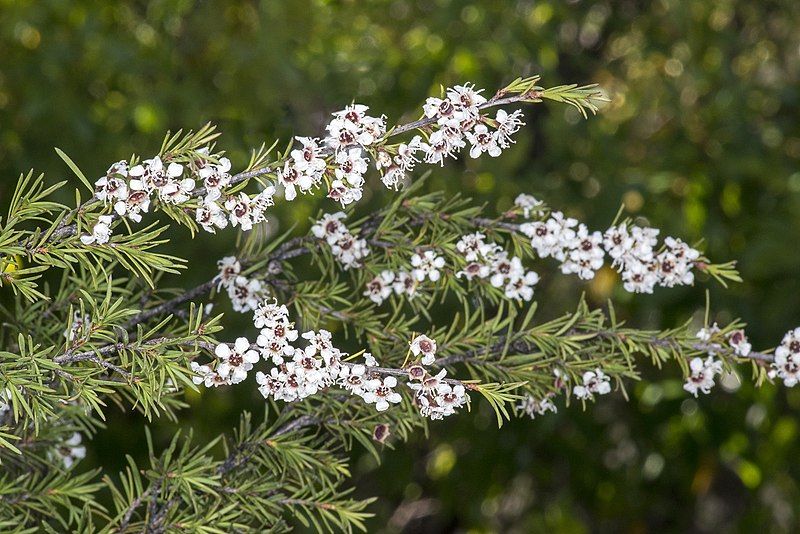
[{"x1": 1, "y1": 0, "x2": 799, "y2": 531}]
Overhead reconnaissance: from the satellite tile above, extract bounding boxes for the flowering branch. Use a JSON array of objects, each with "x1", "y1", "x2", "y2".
[{"x1": 1, "y1": 72, "x2": 796, "y2": 532}]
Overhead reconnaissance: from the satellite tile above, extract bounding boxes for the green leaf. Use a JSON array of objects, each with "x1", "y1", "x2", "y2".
[{"x1": 55, "y1": 148, "x2": 93, "y2": 192}]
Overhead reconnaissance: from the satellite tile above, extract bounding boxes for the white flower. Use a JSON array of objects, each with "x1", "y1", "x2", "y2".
[
  {"x1": 50, "y1": 432, "x2": 87, "y2": 469},
  {"x1": 465, "y1": 124, "x2": 502, "y2": 158},
  {"x1": 620, "y1": 259, "x2": 659, "y2": 294},
  {"x1": 114, "y1": 180, "x2": 151, "y2": 223},
  {"x1": 227, "y1": 276, "x2": 264, "y2": 313},
  {"x1": 517, "y1": 395, "x2": 557, "y2": 419},
  {"x1": 456, "y1": 261, "x2": 491, "y2": 281},
  {"x1": 410, "y1": 250, "x2": 446, "y2": 282},
  {"x1": 215, "y1": 338, "x2": 260, "y2": 384},
  {"x1": 334, "y1": 148, "x2": 368, "y2": 187},
  {"x1": 196, "y1": 201, "x2": 229, "y2": 233},
  {"x1": 434, "y1": 382, "x2": 468, "y2": 412},
  {"x1": 524, "y1": 211, "x2": 578, "y2": 260},
  {"x1": 504, "y1": 270, "x2": 540, "y2": 301},
  {"x1": 256, "y1": 332, "x2": 296, "y2": 366},
  {"x1": 80, "y1": 215, "x2": 114, "y2": 245},
  {"x1": 423, "y1": 96, "x2": 460, "y2": 125},
  {"x1": 696, "y1": 323, "x2": 720, "y2": 343},
  {"x1": 603, "y1": 223, "x2": 635, "y2": 267},
  {"x1": 249, "y1": 187, "x2": 275, "y2": 225},
  {"x1": 159, "y1": 177, "x2": 195, "y2": 204},
  {"x1": 277, "y1": 162, "x2": 315, "y2": 201},
  {"x1": 198, "y1": 156, "x2": 232, "y2": 202},
  {"x1": 493, "y1": 109, "x2": 525, "y2": 147},
  {"x1": 395, "y1": 137, "x2": 423, "y2": 170},
  {"x1": 312, "y1": 212, "x2": 348, "y2": 245},
  {"x1": 362, "y1": 375, "x2": 402, "y2": 412},
  {"x1": 216, "y1": 256, "x2": 241, "y2": 289},
  {"x1": 327, "y1": 179, "x2": 363, "y2": 207},
  {"x1": 410, "y1": 334, "x2": 437, "y2": 366},
  {"x1": 364, "y1": 271, "x2": 396, "y2": 305},
  {"x1": 727, "y1": 329, "x2": 752, "y2": 357},
  {"x1": 94, "y1": 161, "x2": 129, "y2": 203},
  {"x1": 446, "y1": 83, "x2": 487, "y2": 116},
  {"x1": 489, "y1": 254, "x2": 524, "y2": 288},
  {"x1": 770, "y1": 328, "x2": 800, "y2": 387},
  {"x1": 290, "y1": 137, "x2": 327, "y2": 178},
  {"x1": 560, "y1": 224, "x2": 605, "y2": 280},
  {"x1": 455, "y1": 232, "x2": 487, "y2": 262},
  {"x1": 683, "y1": 356, "x2": 723, "y2": 396},
  {"x1": 514, "y1": 194, "x2": 544, "y2": 218},
  {"x1": 338, "y1": 364, "x2": 368, "y2": 395},
  {"x1": 573, "y1": 369, "x2": 612, "y2": 400},
  {"x1": 329, "y1": 233, "x2": 370, "y2": 270},
  {"x1": 392, "y1": 270, "x2": 418, "y2": 298},
  {"x1": 253, "y1": 299, "x2": 291, "y2": 329},
  {"x1": 325, "y1": 104, "x2": 386, "y2": 149},
  {"x1": 421, "y1": 129, "x2": 462, "y2": 166},
  {"x1": 225, "y1": 192, "x2": 255, "y2": 231},
  {"x1": 190, "y1": 361, "x2": 231, "y2": 388}
]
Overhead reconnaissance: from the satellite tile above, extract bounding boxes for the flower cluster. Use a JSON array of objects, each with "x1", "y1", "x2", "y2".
[
  {"x1": 770, "y1": 328, "x2": 800, "y2": 387},
  {"x1": 362, "y1": 250, "x2": 446, "y2": 305},
  {"x1": 188, "y1": 297, "x2": 470, "y2": 418},
  {"x1": 311, "y1": 213, "x2": 370, "y2": 270},
  {"x1": 682, "y1": 324, "x2": 751, "y2": 396},
  {"x1": 520, "y1": 214, "x2": 701, "y2": 291},
  {"x1": 406, "y1": 335, "x2": 469, "y2": 420},
  {"x1": 455, "y1": 232, "x2": 540, "y2": 301},
  {"x1": 87, "y1": 153, "x2": 276, "y2": 244},
  {"x1": 420, "y1": 85, "x2": 525, "y2": 165},
  {"x1": 216, "y1": 256, "x2": 267, "y2": 313}
]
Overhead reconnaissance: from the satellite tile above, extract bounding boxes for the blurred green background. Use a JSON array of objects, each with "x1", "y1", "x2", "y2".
[{"x1": 1, "y1": 0, "x2": 800, "y2": 531}]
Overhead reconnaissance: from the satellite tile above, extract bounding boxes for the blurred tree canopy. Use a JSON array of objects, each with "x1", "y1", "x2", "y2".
[{"x1": 1, "y1": 0, "x2": 799, "y2": 531}]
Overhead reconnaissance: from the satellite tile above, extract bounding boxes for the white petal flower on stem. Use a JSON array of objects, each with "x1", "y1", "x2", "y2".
[
  {"x1": 312, "y1": 212, "x2": 348, "y2": 245},
  {"x1": 196, "y1": 201, "x2": 229, "y2": 233},
  {"x1": 364, "y1": 271, "x2": 396, "y2": 305},
  {"x1": 446, "y1": 83, "x2": 487, "y2": 116},
  {"x1": 518, "y1": 395, "x2": 557, "y2": 419},
  {"x1": 227, "y1": 276, "x2": 264, "y2": 313},
  {"x1": 573, "y1": 369, "x2": 612, "y2": 400},
  {"x1": 410, "y1": 334, "x2": 437, "y2": 365},
  {"x1": 94, "y1": 161, "x2": 129, "y2": 203},
  {"x1": 114, "y1": 180, "x2": 151, "y2": 223},
  {"x1": 770, "y1": 328, "x2": 800, "y2": 387},
  {"x1": 410, "y1": 250, "x2": 446, "y2": 282},
  {"x1": 252, "y1": 299, "x2": 291, "y2": 329},
  {"x1": 215, "y1": 338, "x2": 260, "y2": 384},
  {"x1": 291, "y1": 137, "x2": 327, "y2": 177},
  {"x1": 216, "y1": 256, "x2": 241, "y2": 289},
  {"x1": 392, "y1": 271, "x2": 418, "y2": 298},
  {"x1": 727, "y1": 329, "x2": 752, "y2": 357},
  {"x1": 50, "y1": 432, "x2": 87, "y2": 469},
  {"x1": 225, "y1": 192, "x2": 254, "y2": 231},
  {"x1": 514, "y1": 194, "x2": 544, "y2": 218},
  {"x1": 362, "y1": 376, "x2": 402, "y2": 412},
  {"x1": 80, "y1": 215, "x2": 114, "y2": 245},
  {"x1": 465, "y1": 124, "x2": 502, "y2": 158},
  {"x1": 683, "y1": 356, "x2": 723, "y2": 397},
  {"x1": 494, "y1": 109, "x2": 526, "y2": 147}
]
